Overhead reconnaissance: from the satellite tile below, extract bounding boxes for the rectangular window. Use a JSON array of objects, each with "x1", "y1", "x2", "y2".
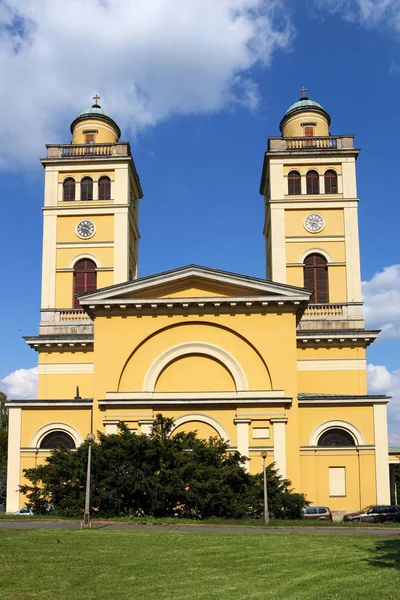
[
  {"x1": 252, "y1": 427, "x2": 270, "y2": 440},
  {"x1": 329, "y1": 466, "x2": 346, "y2": 497},
  {"x1": 304, "y1": 126, "x2": 314, "y2": 137}
]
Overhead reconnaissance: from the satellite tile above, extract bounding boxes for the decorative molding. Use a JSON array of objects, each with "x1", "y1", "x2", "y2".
[
  {"x1": 106, "y1": 390, "x2": 286, "y2": 401},
  {"x1": 68, "y1": 254, "x2": 102, "y2": 269},
  {"x1": 309, "y1": 420, "x2": 365, "y2": 446},
  {"x1": 30, "y1": 422, "x2": 84, "y2": 448},
  {"x1": 142, "y1": 342, "x2": 249, "y2": 392},
  {"x1": 37, "y1": 362, "x2": 94, "y2": 375},
  {"x1": 297, "y1": 359, "x2": 366, "y2": 371},
  {"x1": 172, "y1": 413, "x2": 230, "y2": 443},
  {"x1": 298, "y1": 248, "x2": 333, "y2": 263}
]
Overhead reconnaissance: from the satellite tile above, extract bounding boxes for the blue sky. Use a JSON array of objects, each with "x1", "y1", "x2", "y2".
[{"x1": 1, "y1": 0, "x2": 400, "y2": 442}]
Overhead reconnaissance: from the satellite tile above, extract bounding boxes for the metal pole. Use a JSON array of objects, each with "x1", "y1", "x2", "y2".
[
  {"x1": 263, "y1": 455, "x2": 269, "y2": 524},
  {"x1": 83, "y1": 435, "x2": 93, "y2": 528}
]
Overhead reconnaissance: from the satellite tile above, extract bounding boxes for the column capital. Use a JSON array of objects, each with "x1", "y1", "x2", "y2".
[
  {"x1": 234, "y1": 418, "x2": 252, "y2": 424},
  {"x1": 270, "y1": 418, "x2": 288, "y2": 424}
]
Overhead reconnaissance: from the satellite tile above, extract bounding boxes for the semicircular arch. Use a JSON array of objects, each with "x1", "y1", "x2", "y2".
[
  {"x1": 299, "y1": 248, "x2": 332, "y2": 264},
  {"x1": 309, "y1": 420, "x2": 365, "y2": 447},
  {"x1": 69, "y1": 254, "x2": 102, "y2": 269},
  {"x1": 30, "y1": 422, "x2": 84, "y2": 449},
  {"x1": 171, "y1": 413, "x2": 230, "y2": 443}
]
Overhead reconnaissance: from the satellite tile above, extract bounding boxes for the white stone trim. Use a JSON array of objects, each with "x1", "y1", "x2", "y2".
[
  {"x1": 344, "y1": 205, "x2": 362, "y2": 303},
  {"x1": 270, "y1": 207, "x2": 286, "y2": 282},
  {"x1": 309, "y1": 420, "x2": 365, "y2": 446},
  {"x1": 142, "y1": 342, "x2": 249, "y2": 392},
  {"x1": 68, "y1": 254, "x2": 102, "y2": 269},
  {"x1": 373, "y1": 404, "x2": 390, "y2": 504},
  {"x1": 299, "y1": 248, "x2": 333, "y2": 263},
  {"x1": 40, "y1": 211, "x2": 57, "y2": 309},
  {"x1": 103, "y1": 420, "x2": 119, "y2": 435},
  {"x1": 30, "y1": 422, "x2": 84, "y2": 449},
  {"x1": 6, "y1": 408, "x2": 21, "y2": 513},
  {"x1": 106, "y1": 390, "x2": 285, "y2": 401},
  {"x1": 172, "y1": 413, "x2": 230, "y2": 443},
  {"x1": 234, "y1": 419, "x2": 251, "y2": 471},
  {"x1": 271, "y1": 418, "x2": 287, "y2": 478},
  {"x1": 297, "y1": 359, "x2": 366, "y2": 371},
  {"x1": 37, "y1": 362, "x2": 94, "y2": 375}
]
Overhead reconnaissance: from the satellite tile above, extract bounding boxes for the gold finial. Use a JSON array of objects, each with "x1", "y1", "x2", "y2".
[
  {"x1": 300, "y1": 86, "x2": 308, "y2": 99},
  {"x1": 92, "y1": 94, "x2": 100, "y2": 105}
]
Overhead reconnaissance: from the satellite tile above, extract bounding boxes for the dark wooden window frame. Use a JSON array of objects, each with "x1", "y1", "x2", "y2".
[
  {"x1": 73, "y1": 259, "x2": 97, "y2": 308},
  {"x1": 40, "y1": 431, "x2": 76, "y2": 449},
  {"x1": 98, "y1": 176, "x2": 111, "y2": 201},
  {"x1": 306, "y1": 170, "x2": 320, "y2": 195},
  {"x1": 304, "y1": 253, "x2": 329, "y2": 303},
  {"x1": 288, "y1": 170, "x2": 301, "y2": 195},
  {"x1": 63, "y1": 178, "x2": 76, "y2": 202},
  {"x1": 317, "y1": 428, "x2": 355, "y2": 447},
  {"x1": 324, "y1": 169, "x2": 338, "y2": 194},
  {"x1": 81, "y1": 177, "x2": 93, "y2": 201}
]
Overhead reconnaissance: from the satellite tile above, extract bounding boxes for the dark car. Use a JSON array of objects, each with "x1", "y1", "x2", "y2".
[
  {"x1": 302, "y1": 506, "x2": 333, "y2": 520},
  {"x1": 343, "y1": 505, "x2": 400, "y2": 523}
]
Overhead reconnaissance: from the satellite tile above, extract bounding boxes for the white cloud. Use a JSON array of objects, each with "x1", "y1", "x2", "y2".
[
  {"x1": 367, "y1": 363, "x2": 400, "y2": 443},
  {"x1": 362, "y1": 264, "x2": 400, "y2": 341},
  {"x1": 314, "y1": 0, "x2": 400, "y2": 31},
  {"x1": 0, "y1": 367, "x2": 38, "y2": 399},
  {"x1": 0, "y1": 0, "x2": 293, "y2": 169}
]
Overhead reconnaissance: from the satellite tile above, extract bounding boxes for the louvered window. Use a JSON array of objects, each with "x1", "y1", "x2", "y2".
[
  {"x1": 288, "y1": 171, "x2": 301, "y2": 195},
  {"x1": 306, "y1": 170, "x2": 319, "y2": 195},
  {"x1": 81, "y1": 177, "x2": 93, "y2": 201},
  {"x1": 325, "y1": 170, "x2": 338, "y2": 194},
  {"x1": 63, "y1": 178, "x2": 75, "y2": 202},
  {"x1": 98, "y1": 176, "x2": 111, "y2": 200},
  {"x1": 304, "y1": 253, "x2": 329, "y2": 303},
  {"x1": 73, "y1": 259, "x2": 97, "y2": 308}
]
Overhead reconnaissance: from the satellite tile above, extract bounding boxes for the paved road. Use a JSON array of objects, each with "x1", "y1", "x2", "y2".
[{"x1": 1, "y1": 520, "x2": 400, "y2": 536}]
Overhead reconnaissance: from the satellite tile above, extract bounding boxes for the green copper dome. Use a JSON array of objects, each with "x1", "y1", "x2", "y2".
[
  {"x1": 279, "y1": 97, "x2": 331, "y2": 132},
  {"x1": 70, "y1": 103, "x2": 121, "y2": 138}
]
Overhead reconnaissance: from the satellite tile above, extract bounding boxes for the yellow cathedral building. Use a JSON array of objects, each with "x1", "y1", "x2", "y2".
[{"x1": 6, "y1": 92, "x2": 399, "y2": 515}]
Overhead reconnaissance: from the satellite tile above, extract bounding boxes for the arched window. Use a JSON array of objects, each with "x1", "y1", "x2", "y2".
[
  {"x1": 63, "y1": 178, "x2": 76, "y2": 202},
  {"x1": 40, "y1": 431, "x2": 76, "y2": 450},
  {"x1": 324, "y1": 170, "x2": 338, "y2": 194},
  {"x1": 73, "y1": 259, "x2": 97, "y2": 308},
  {"x1": 306, "y1": 170, "x2": 319, "y2": 195},
  {"x1": 304, "y1": 253, "x2": 329, "y2": 303},
  {"x1": 81, "y1": 177, "x2": 93, "y2": 201},
  {"x1": 317, "y1": 428, "x2": 355, "y2": 447},
  {"x1": 288, "y1": 171, "x2": 301, "y2": 195},
  {"x1": 98, "y1": 176, "x2": 111, "y2": 200}
]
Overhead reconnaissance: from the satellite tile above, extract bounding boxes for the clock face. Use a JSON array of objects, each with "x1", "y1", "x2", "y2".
[
  {"x1": 76, "y1": 220, "x2": 95, "y2": 239},
  {"x1": 305, "y1": 213, "x2": 324, "y2": 233}
]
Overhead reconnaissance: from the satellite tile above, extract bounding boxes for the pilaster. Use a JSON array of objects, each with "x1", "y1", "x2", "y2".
[
  {"x1": 373, "y1": 404, "x2": 390, "y2": 504},
  {"x1": 6, "y1": 408, "x2": 22, "y2": 514},
  {"x1": 234, "y1": 418, "x2": 251, "y2": 471},
  {"x1": 271, "y1": 418, "x2": 288, "y2": 478}
]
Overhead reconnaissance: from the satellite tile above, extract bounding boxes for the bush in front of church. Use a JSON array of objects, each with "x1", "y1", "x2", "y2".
[{"x1": 20, "y1": 414, "x2": 308, "y2": 520}]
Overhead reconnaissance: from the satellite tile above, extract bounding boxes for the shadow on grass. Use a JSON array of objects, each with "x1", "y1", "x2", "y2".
[{"x1": 366, "y1": 539, "x2": 400, "y2": 570}]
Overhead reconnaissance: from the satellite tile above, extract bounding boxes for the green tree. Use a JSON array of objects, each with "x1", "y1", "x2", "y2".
[{"x1": 20, "y1": 414, "x2": 308, "y2": 519}]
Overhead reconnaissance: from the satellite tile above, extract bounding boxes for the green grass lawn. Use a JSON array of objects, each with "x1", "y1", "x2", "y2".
[{"x1": 0, "y1": 529, "x2": 399, "y2": 600}]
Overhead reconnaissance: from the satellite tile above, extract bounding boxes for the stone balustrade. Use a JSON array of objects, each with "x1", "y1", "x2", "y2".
[
  {"x1": 45, "y1": 142, "x2": 130, "y2": 159},
  {"x1": 268, "y1": 135, "x2": 355, "y2": 152}
]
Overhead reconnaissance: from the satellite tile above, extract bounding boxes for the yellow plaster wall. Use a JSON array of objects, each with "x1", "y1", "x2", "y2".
[
  {"x1": 287, "y1": 265, "x2": 347, "y2": 301},
  {"x1": 297, "y1": 347, "x2": 366, "y2": 360},
  {"x1": 71, "y1": 119, "x2": 119, "y2": 144},
  {"x1": 38, "y1": 351, "x2": 94, "y2": 364},
  {"x1": 285, "y1": 241, "x2": 346, "y2": 263},
  {"x1": 56, "y1": 247, "x2": 114, "y2": 269},
  {"x1": 57, "y1": 215, "x2": 114, "y2": 243},
  {"x1": 38, "y1": 373, "x2": 94, "y2": 400},
  {"x1": 155, "y1": 355, "x2": 236, "y2": 392},
  {"x1": 20, "y1": 408, "x2": 92, "y2": 447},
  {"x1": 299, "y1": 405, "x2": 374, "y2": 446},
  {"x1": 58, "y1": 170, "x2": 115, "y2": 183},
  {"x1": 282, "y1": 112, "x2": 329, "y2": 137},
  {"x1": 285, "y1": 209, "x2": 344, "y2": 237},
  {"x1": 283, "y1": 164, "x2": 342, "y2": 176},
  {"x1": 298, "y1": 371, "x2": 367, "y2": 395},
  {"x1": 55, "y1": 267, "x2": 113, "y2": 308},
  {"x1": 173, "y1": 421, "x2": 223, "y2": 440},
  {"x1": 300, "y1": 450, "x2": 376, "y2": 510}
]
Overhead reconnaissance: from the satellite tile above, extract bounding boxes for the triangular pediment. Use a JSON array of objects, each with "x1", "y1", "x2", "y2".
[{"x1": 78, "y1": 265, "x2": 311, "y2": 305}]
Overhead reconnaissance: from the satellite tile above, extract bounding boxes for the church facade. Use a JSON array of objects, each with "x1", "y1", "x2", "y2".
[{"x1": 6, "y1": 94, "x2": 397, "y2": 514}]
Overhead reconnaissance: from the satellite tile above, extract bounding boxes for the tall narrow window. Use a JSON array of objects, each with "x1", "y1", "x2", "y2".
[
  {"x1": 288, "y1": 171, "x2": 301, "y2": 195},
  {"x1": 81, "y1": 177, "x2": 93, "y2": 201},
  {"x1": 63, "y1": 178, "x2": 75, "y2": 202},
  {"x1": 73, "y1": 259, "x2": 97, "y2": 308},
  {"x1": 98, "y1": 176, "x2": 111, "y2": 200},
  {"x1": 304, "y1": 253, "x2": 329, "y2": 303},
  {"x1": 325, "y1": 170, "x2": 338, "y2": 194},
  {"x1": 306, "y1": 170, "x2": 319, "y2": 195}
]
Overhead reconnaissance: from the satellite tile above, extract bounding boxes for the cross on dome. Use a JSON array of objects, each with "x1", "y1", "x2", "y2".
[
  {"x1": 92, "y1": 94, "x2": 100, "y2": 106},
  {"x1": 300, "y1": 86, "x2": 308, "y2": 99}
]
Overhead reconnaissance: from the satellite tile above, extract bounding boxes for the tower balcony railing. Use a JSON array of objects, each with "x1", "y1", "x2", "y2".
[
  {"x1": 45, "y1": 142, "x2": 131, "y2": 159},
  {"x1": 298, "y1": 302, "x2": 364, "y2": 330},
  {"x1": 268, "y1": 135, "x2": 355, "y2": 152},
  {"x1": 39, "y1": 309, "x2": 93, "y2": 336}
]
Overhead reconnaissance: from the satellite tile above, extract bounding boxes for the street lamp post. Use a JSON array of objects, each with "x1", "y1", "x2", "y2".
[
  {"x1": 82, "y1": 433, "x2": 95, "y2": 528},
  {"x1": 260, "y1": 451, "x2": 269, "y2": 524}
]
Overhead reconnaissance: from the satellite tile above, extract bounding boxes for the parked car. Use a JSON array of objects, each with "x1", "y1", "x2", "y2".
[
  {"x1": 302, "y1": 506, "x2": 332, "y2": 520},
  {"x1": 13, "y1": 506, "x2": 34, "y2": 516},
  {"x1": 343, "y1": 505, "x2": 400, "y2": 523}
]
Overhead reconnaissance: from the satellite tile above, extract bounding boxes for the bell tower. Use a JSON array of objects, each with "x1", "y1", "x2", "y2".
[
  {"x1": 260, "y1": 89, "x2": 363, "y2": 328},
  {"x1": 39, "y1": 97, "x2": 143, "y2": 334}
]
